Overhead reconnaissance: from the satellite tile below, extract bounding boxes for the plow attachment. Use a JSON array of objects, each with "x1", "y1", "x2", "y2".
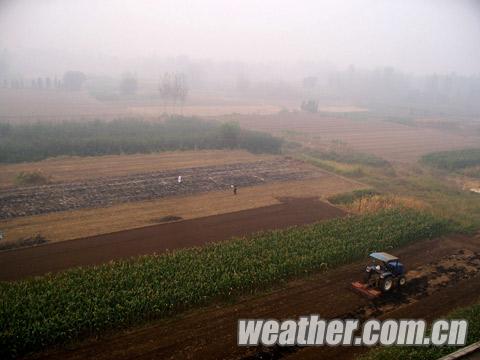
[{"x1": 351, "y1": 281, "x2": 381, "y2": 299}]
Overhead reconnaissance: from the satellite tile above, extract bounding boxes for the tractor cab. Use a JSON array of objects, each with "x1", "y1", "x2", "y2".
[{"x1": 367, "y1": 252, "x2": 405, "y2": 278}]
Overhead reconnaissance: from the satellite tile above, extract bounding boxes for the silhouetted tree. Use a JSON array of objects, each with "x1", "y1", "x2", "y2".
[
  {"x1": 159, "y1": 72, "x2": 173, "y2": 105},
  {"x1": 120, "y1": 73, "x2": 137, "y2": 95},
  {"x1": 301, "y1": 99, "x2": 319, "y2": 113},
  {"x1": 63, "y1": 71, "x2": 86, "y2": 91},
  {"x1": 158, "y1": 72, "x2": 188, "y2": 112},
  {"x1": 174, "y1": 73, "x2": 188, "y2": 109}
]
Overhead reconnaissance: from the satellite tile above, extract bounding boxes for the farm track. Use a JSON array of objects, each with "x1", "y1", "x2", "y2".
[
  {"x1": 26, "y1": 234, "x2": 480, "y2": 360},
  {"x1": 0, "y1": 159, "x2": 321, "y2": 219},
  {"x1": 0, "y1": 197, "x2": 345, "y2": 281}
]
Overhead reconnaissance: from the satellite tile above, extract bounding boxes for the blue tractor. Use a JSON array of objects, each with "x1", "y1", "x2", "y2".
[{"x1": 352, "y1": 252, "x2": 406, "y2": 298}]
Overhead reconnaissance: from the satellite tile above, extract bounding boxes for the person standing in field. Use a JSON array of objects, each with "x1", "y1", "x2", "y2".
[
  {"x1": 231, "y1": 184, "x2": 237, "y2": 195},
  {"x1": 177, "y1": 175, "x2": 182, "y2": 184}
]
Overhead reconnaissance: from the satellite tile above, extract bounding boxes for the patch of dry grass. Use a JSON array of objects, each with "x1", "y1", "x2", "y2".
[{"x1": 345, "y1": 194, "x2": 430, "y2": 214}]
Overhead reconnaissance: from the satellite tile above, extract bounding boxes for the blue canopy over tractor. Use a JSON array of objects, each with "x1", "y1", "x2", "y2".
[
  {"x1": 352, "y1": 252, "x2": 406, "y2": 298},
  {"x1": 369, "y1": 252, "x2": 398, "y2": 263}
]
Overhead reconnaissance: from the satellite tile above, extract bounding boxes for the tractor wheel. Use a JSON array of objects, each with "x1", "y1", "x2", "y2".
[
  {"x1": 398, "y1": 276, "x2": 407, "y2": 287},
  {"x1": 380, "y1": 277, "x2": 393, "y2": 292},
  {"x1": 363, "y1": 271, "x2": 371, "y2": 284}
]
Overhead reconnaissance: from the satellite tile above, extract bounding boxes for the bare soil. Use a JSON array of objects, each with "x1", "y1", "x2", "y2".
[
  {"x1": 0, "y1": 88, "x2": 283, "y2": 122},
  {"x1": 0, "y1": 150, "x2": 274, "y2": 188},
  {"x1": 24, "y1": 234, "x2": 480, "y2": 360},
  {"x1": 0, "y1": 197, "x2": 346, "y2": 281},
  {"x1": 0, "y1": 176, "x2": 364, "y2": 244},
  {"x1": 226, "y1": 112, "x2": 480, "y2": 163},
  {"x1": 128, "y1": 104, "x2": 281, "y2": 117},
  {"x1": 0, "y1": 159, "x2": 321, "y2": 219},
  {"x1": 0, "y1": 89, "x2": 113, "y2": 118}
]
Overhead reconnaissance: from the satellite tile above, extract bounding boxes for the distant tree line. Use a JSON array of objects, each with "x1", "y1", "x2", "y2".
[
  {"x1": 1, "y1": 71, "x2": 86, "y2": 91},
  {"x1": 0, "y1": 117, "x2": 283, "y2": 163},
  {"x1": 421, "y1": 148, "x2": 480, "y2": 170}
]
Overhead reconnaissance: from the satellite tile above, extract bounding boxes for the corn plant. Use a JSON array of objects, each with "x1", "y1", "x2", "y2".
[{"x1": 0, "y1": 209, "x2": 453, "y2": 358}]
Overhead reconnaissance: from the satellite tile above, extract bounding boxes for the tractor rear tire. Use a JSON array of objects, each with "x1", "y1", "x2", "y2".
[
  {"x1": 363, "y1": 271, "x2": 371, "y2": 284},
  {"x1": 380, "y1": 277, "x2": 393, "y2": 292}
]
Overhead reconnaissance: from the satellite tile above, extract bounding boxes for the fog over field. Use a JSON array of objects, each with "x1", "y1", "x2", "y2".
[
  {"x1": 1, "y1": 0, "x2": 479, "y2": 118},
  {"x1": 0, "y1": 0, "x2": 479, "y2": 77},
  {"x1": 4, "y1": 3, "x2": 480, "y2": 360}
]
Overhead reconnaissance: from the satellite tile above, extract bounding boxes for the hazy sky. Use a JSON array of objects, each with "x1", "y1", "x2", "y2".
[{"x1": 1, "y1": 0, "x2": 479, "y2": 75}]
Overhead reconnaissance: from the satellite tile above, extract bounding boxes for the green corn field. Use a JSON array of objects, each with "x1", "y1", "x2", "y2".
[{"x1": 0, "y1": 209, "x2": 453, "y2": 358}]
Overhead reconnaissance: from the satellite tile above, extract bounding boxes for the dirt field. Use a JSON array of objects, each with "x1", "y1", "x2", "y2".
[
  {"x1": 0, "y1": 89, "x2": 120, "y2": 120},
  {"x1": 1, "y1": 158, "x2": 322, "y2": 219},
  {"x1": 0, "y1": 176, "x2": 364, "y2": 243},
  {"x1": 0, "y1": 88, "x2": 372, "y2": 123},
  {"x1": 0, "y1": 198, "x2": 346, "y2": 281},
  {"x1": 0, "y1": 89, "x2": 284, "y2": 122},
  {"x1": 318, "y1": 105, "x2": 368, "y2": 113},
  {"x1": 0, "y1": 150, "x2": 274, "y2": 188},
  {"x1": 5, "y1": 88, "x2": 477, "y2": 164},
  {"x1": 128, "y1": 104, "x2": 282, "y2": 117},
  {"x1": 25, "y1": 234, "x2": 480, "y2": 360},
  {"x1": 227, "y1": 112, "x2": 480, "y2": 163}
]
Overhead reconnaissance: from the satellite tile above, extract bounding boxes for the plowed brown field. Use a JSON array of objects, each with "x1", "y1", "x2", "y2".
[
  {"x1": 24, "y1": 234, "x2": 480, "y2": 360},
  {"x1": 228, "y1": 113, "x2": 480, "y2": 162},
  {"x1": 0, "y1": 158, "x2": 320, "y2": 219},
  {"x1": 0, "y1": 197, "x2": 345, "y2": 281},
  {"x1": 0, "y1": 162, "x2": 365, "y2": 244},
  {"x1": 0, "y1": 150, "x2": 274, "y2": 188}
]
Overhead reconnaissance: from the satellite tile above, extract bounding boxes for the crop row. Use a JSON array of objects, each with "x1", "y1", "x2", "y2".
[
  {"x1": 0, "y1": 209, "x2": 453, "y2": 358},
  {"x1": 0, "y1": 159, "x2": 314, "y2": 219}
]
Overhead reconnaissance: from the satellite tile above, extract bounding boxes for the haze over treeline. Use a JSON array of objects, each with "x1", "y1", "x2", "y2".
[
  {"x1": 1, "y1": 0, "x2": 480, "y2": 115},
  {"x1": 1, "y1": 0, "x2": 479, "y2": 77}
]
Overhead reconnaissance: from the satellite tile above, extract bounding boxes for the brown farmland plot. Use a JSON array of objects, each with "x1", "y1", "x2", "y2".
[
  {"x1": 228, "y1": 112, "x2": 480, "y2": 162},
  {"x1": 0, "y1": 150, "x2": 274, "y2": 188},
  {"x1": 0, "y1": 160, "x2": 365, "y2": 243}
]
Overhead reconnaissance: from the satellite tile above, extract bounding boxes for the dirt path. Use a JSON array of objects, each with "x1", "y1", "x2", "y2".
[
  {"x1": 0, "y1": 198, "x2": 345, "y2": 281},
  {"x1": 26, "y1": 234, "x2": 480, "y2": 360}
]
